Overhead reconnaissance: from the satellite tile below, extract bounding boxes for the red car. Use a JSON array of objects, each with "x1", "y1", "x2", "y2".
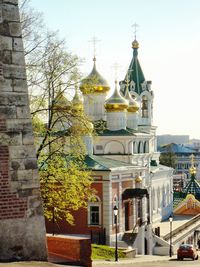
[{"x1": 177, "y1": 244, "x2": 198, "y2": 260}]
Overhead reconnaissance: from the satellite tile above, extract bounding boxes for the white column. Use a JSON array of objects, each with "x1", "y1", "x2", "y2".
[{"x1": 102, "y1": 175, "x2": 113, "y2": 245}]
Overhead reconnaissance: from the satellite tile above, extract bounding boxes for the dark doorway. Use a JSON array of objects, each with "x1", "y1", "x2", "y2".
[
  {"x1": 125, "y1": 202, "x2": 130, "y2": 231},
  {"x1": 145, "y1": 238, "x2": 148, "y2": 255}
]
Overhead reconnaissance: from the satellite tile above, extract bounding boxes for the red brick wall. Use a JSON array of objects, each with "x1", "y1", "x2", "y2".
[
  {"x1": 0, "y1": 118, "x2": 27, "y2": 220},
  {"x1": 47, "y1": 236, "x2": 92, "y2": 267},
  {"x1": 46, "y1": 181, "x2": 104, "y2": 236}
]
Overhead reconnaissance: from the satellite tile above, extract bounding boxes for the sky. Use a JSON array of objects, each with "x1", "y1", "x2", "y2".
[{"x1": 30, "y1": 0, "x2": 200, "y2": 140}]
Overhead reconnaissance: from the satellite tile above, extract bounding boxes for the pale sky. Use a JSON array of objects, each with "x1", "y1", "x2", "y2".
[{"x1": 30, "y1": 0, "x2": 200, "y2": 139}]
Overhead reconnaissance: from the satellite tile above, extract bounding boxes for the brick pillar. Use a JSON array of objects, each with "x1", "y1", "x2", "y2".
[{"x1": 0, "y1": 0, "x2": 47, "y2": 261}]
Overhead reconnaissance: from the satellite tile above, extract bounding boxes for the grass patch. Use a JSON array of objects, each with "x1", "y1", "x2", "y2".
[{"x1": 92, "y1": 244, "x2": 126, "y2": 260}]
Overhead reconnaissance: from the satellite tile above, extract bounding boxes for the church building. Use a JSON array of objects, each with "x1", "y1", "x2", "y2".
[{"x1": 47, "y1": 38, "x2": 174, "y2": 255}]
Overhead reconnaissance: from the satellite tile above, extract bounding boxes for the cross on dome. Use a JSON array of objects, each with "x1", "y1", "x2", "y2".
[
  {"x1": 89, "y1": 36, "x2": 101, "y2": 60},
  {"x1": 132, "y1": 22, "x2": 139, "y2": 40}
]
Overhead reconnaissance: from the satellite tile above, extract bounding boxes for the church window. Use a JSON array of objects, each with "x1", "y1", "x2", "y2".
[
  {"x1": 138, "y1": 141, "x2": 143, "y2": 153},
  {"x1": 96, "y1": 145, "x2": 103, "y2": 150},
  {"x1": 130, "y1": 81, "x2": 135, "y2": 91},
  {"x1": 141, "y1": 82, "x2": 146, "y2": 91},
  {"x1": 142, "y1": 95, "x2": 148, "y2": 118},
  {"x1": 88, "y1": 196, "x2": 101, "y2": 226},
  {"x1": 90, "y1": 206, "x2": 99, "y2": 225},
  {"x1": 133, "y1": 141, "x2": 137, "y2": 154},
  {"x1": 144, "y1": 141, "x2": 149, "y2": 153}
]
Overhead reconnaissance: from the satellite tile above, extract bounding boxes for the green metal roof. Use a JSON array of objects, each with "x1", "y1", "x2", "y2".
[
  {"x1": 120, "y1": 40, "x2": 148, "y2": 95},
  {"x1": 182, "y1": 173, "x2": 200, "y2": 195},
  {"x1": 96, "y1": 127, "x2": 148, "y2": 136},
  {"x1": 84, "y1": 155, "x2": 134, "y2": 171}
]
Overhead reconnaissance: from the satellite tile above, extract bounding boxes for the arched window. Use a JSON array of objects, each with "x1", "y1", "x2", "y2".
[
  {"x1": 144, "y1": 141, "x2": 149, "y2": 153},
  {"x1": 88, "y1": 196, "x2": 101, "y2": 226},
  {"x1": 152, "y1": 188, "x2": 156, "y2": 211},
  {"x1": 138, "y1": 141, "x2": 143, "y2": 153},
  {"x1": 104, "y1": 141, "x2": 125, "y2": 154},
  {"x1": 133, "y1": 141, "x2": 137, "y2": 154},
  {"x1": 157, "y1": 187, "x2": 160, "y2": 211},
  {"x1": 142, "y1": 95, "x2": 148, "y2": 118},
  {"x1": 162, "y1": 186, "x2": 166, "y2": 207}
]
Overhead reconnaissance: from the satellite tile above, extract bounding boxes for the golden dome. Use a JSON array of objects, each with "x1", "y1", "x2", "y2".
[
  {"x1": 135, "y1": 175, "x2": 142, "y2": 183},
  {"x1": 132, "y1": 39, "x2": 139, "y2": 49},
  {"x1": 105, "y1": 81, "x2": 128, "y2": 112},
  {"x1": 124, "y1": 88, "x2": 139, "y2": 112},
  {"x1": 71, "y1": 86, "x2": 83, "y2": 112},
  {"x1": 80, "y1": 57, "x2": 110, "y2": 95},
  {"x1": 54, "y1": 91, "x2": 71, "y2": 112}
]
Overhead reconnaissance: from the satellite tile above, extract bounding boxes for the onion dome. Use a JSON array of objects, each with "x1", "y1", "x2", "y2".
[
  {"x1": 105, "y1": 80, "x2": 128, "y2": 112},
  {"x1": 80, "y1": 57, "x2": 110, "y2": 95},
  {"x1": 132, "y1": 39, "x2": 139, "y2": 49},
  {"x1": 54, "y1": 91, "x2": 71, "y2": 112},
  {"x1": 124, "y1": 84, "x2": 139, "y2": 112},
  {"x1": 71, "y1": 85, "x2": 83, "y2": 112},
  {"x1": 135, "y1": 175, "x2": 142, "y2": 183}
]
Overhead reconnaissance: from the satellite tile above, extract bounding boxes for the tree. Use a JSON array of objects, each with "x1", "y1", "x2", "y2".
[
  {"x1": 19, "y1": 0, "x2": 95, "y2": 224},
  {"x1": 159, "y1": 144, "x2": 177, "y2": 169}
]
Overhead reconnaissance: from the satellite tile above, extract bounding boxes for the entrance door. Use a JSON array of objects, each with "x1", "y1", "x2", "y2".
[{"x1": 125, "y1": 202, "x2": 129, "y2": 231}]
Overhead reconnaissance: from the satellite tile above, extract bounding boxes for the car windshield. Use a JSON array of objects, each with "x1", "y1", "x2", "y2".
[{"x1": 179, "y1": 244, "x2": 193, "y2": 250}]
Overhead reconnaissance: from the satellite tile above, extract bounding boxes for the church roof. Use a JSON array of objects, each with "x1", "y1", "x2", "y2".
[
  {"x1": 182, "y1": 173, "x2": 200, "y2": 195},
  {"x1": 84, "y1": 155, "x2": 135, "y2": 171},
  {"x1": 120, "y1": 39, "x2": 147, "y2": 95},
  {"x1": 96, "y1": 127, "x2": 148, "y2": 136}
]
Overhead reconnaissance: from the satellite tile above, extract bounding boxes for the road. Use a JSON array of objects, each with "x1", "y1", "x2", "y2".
[{"x1": 93, "y1": 258, "x2": 200, "y2": 267}]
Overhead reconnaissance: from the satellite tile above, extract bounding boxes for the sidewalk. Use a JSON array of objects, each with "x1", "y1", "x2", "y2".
[
  {"x1": 0, "y1": 262, "x2": 82, "y2": 267},
  {"x1": 93, "y1": 254, "x2": 176, "y2": 266}
]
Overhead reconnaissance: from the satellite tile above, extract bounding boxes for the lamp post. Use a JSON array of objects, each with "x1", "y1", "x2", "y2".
[
  {"x1": 169, "y1": 215, "x2": 173, "y2": 257},
  {"x1": 113, "y1": 205, "x2": 118, "y2": 262}
]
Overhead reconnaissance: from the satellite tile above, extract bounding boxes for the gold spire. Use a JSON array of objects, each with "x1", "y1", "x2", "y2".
[
  {"x1": 131, "y1": 23, "x2": 139, "y2": 49},
  {"x1": 189, "y1": 154, "x2": 197, "y2": 175}
]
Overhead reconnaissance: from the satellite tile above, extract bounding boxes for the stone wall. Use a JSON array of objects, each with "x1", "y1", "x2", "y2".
[{"x1": 0, "y1": 0, "x2": 47, "y2": 261}]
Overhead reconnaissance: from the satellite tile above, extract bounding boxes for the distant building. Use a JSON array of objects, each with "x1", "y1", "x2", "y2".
[
  {"x1": 189, "y1": 139, "x2": 200, "y2": 152},
  {"x1": 158, "y1": 143, "x2": 200, "y2": 178},
  {"x1": 173, "y1": 173, "x2": 187, "y2": 192},
  {"x1": 157, "y1": 135, "x2": 189, "y2": 147}
]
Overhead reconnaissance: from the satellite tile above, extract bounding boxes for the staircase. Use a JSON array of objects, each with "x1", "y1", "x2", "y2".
[{"x1": 153, "y1": 214, "x2": 200, "y2": 255}]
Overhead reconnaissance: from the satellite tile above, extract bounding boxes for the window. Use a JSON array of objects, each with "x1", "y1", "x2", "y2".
[
  {"x1": 142, "y1": 95, "x2": 148, "y2": 118},
  {"x1": 88, "y1": 196, "x2": 101, "y2": 226},
  {"x1": 90, "y1": 206, "x2": 99, "y2": 225},
  {"x1": 96, "y1": 145, "x2": 103, "y2": 150}
]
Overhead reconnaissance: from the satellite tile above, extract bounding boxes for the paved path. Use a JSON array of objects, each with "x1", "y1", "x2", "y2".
[{"x1": 0, "y1": 262, "x2": 82, "y2": 267}]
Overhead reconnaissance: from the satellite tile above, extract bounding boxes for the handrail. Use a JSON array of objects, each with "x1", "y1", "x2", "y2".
[{"x1": 163, "y1": 213, "x2": 200, "y2": 241}]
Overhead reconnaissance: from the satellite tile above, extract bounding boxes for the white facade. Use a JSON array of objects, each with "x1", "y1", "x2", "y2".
[{"x1": 79, "y1": 39, "x2": 173, "y2": 254}]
